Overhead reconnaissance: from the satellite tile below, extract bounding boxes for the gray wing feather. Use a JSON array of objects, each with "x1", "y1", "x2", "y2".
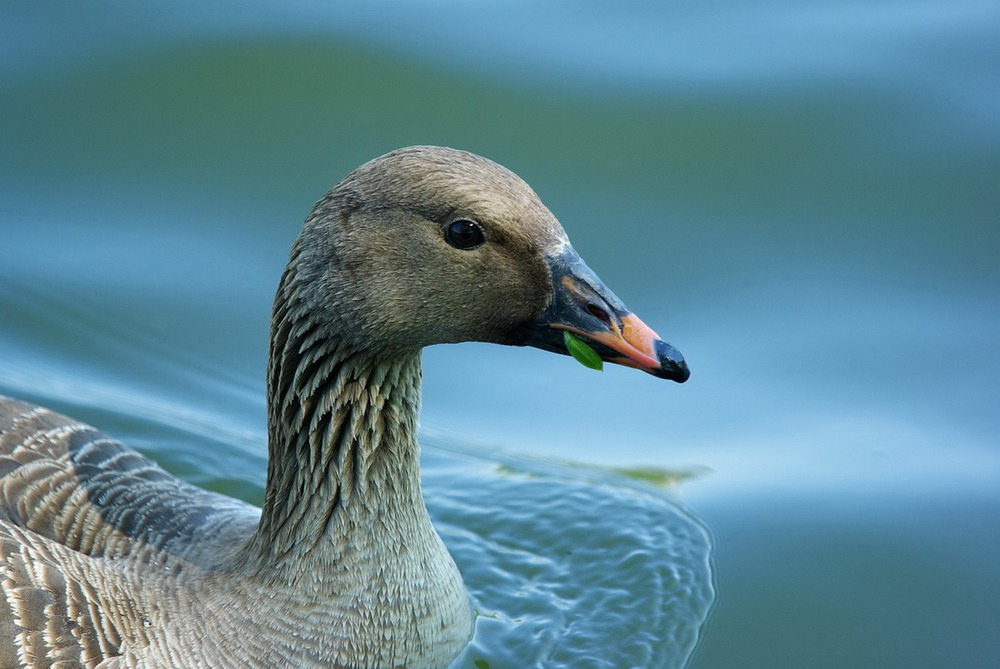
[{"x1": 0, "y1": 396, "x2": 260, "y2": 668}]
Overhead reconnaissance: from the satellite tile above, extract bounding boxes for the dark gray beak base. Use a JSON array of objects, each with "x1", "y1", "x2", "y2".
[{"x1": 519, "y1": 248, "x2": 690, "y2": 383}]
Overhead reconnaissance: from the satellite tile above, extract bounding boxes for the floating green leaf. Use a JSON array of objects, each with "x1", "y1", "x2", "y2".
[
  {"x1": 473, "y1": 660, "x2": 491, "y2": 669},
  {"x1": 563, "y1": 330, "x2": 603, "y2": 371}
]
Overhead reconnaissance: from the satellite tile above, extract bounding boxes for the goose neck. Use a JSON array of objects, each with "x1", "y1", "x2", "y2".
[{"x1": 240, "y1": 302, "x2": 428, "y2": 573}]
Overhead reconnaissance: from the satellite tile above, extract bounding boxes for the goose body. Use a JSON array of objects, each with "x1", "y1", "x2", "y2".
[{"x1": 0, "y1": 146, "x2": 688, "y2": 668}]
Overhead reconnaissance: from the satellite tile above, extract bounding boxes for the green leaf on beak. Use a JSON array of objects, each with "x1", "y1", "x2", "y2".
[{"x1": 563, "y1": 330, "x2": 604, "y2": 371}]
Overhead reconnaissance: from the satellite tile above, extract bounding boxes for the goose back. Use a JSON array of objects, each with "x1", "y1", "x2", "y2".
[{"x1": 0, "y1": 396, "x2": 261, "y2": 667}]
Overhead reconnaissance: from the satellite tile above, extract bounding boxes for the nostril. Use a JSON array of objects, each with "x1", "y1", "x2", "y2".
[{"x1": 586, "y1": 304, "x2": 612, "y2": 325}]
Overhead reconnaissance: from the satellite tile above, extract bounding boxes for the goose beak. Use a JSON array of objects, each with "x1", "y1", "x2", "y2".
[{"x1": 520, "y1": 248, "x2": 690, "y2": 383}]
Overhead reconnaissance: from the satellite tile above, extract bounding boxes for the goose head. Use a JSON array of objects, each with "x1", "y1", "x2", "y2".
[{"x1": 290, "y1": 145, "x2": 689, "y2": 382}]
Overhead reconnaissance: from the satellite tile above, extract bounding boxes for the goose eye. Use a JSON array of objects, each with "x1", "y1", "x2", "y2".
[{"x1": 445, "y1": 220, "x2": 485, "y2": 249}]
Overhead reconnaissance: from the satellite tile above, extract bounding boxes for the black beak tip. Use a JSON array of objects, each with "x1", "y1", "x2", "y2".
[{"x1": 655, "y1": 340, "x2": 690, "y2": 383}]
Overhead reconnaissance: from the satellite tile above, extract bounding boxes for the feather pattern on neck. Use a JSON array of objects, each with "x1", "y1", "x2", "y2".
[{"x1": 241, "y1": 252, "x2": 425, "y2": 576}]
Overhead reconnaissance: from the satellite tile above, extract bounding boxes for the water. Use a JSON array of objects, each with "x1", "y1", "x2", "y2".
[{"x1": 2, "y1": 1, "x2": 999, "y2": 667}]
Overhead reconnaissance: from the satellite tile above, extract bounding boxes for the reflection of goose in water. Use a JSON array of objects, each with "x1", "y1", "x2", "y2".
[{"x1": 0, "y1": 146, "x2": 693, "y2": 668}]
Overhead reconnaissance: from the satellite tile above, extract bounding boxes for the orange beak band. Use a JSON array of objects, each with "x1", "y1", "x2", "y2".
[
  {"x1": 580, "y1": 313, "x2": 665, "y2": 372},
  {"x1": 519, "y1": 248, "x2": 690, "y2": 383}
]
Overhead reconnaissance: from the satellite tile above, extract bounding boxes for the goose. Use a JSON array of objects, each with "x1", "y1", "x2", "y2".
[{"x1": 0, "y1": 146, "x2": 689, "y2": 669}]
